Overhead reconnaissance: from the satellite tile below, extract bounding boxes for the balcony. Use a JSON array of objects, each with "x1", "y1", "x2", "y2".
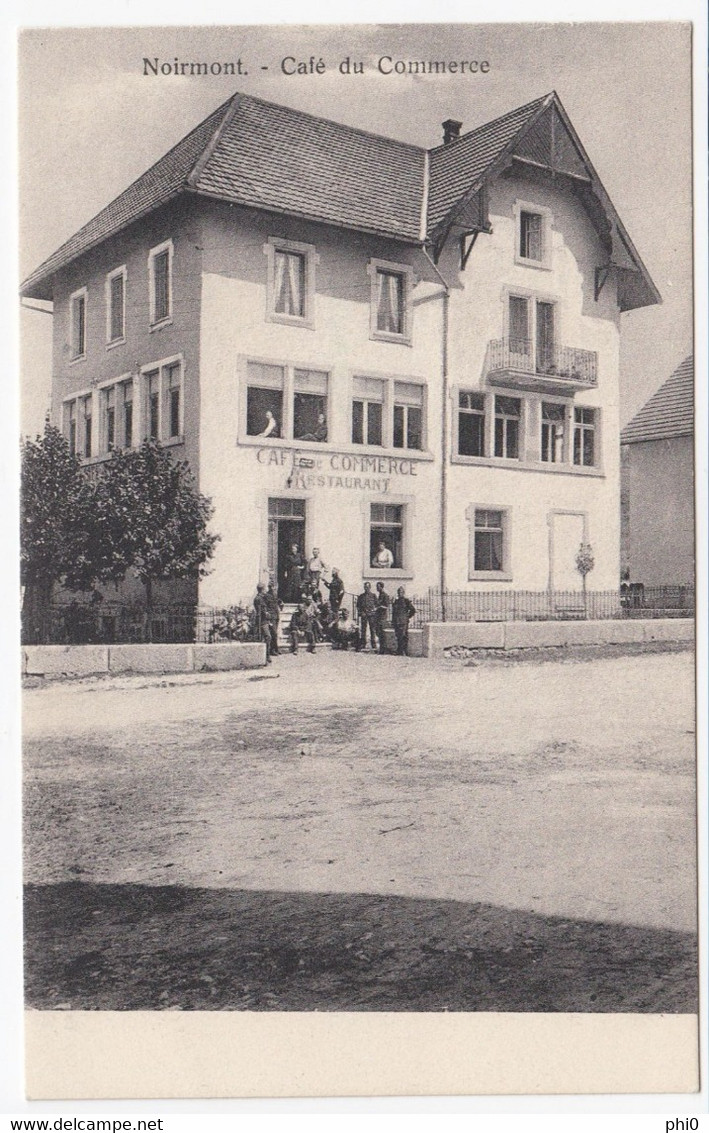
[{"x1": 485, "y1": 338, "x2": 598, "y2": 393}]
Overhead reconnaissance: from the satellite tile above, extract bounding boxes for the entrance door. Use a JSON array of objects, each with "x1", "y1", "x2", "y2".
[
  {"x1": 268, "y1": 498, "x2": 306, "y2": 597},
  {"x1": 549, "y1": 511, "x2": 585, "y2": 591}
]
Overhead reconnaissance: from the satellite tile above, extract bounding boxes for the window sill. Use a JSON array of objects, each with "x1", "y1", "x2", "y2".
[
  {"x1": 149, "y1": 317, "x2": 173, "y2": 332},
  {"x1": 370, "y1": 330, "x2": 412, "y2": 347},
  {"x1": 513, "y1": 255, "x2": 552, "y2": 271},
  {"x1": 468, "y1": 571, "x2": 513, "y2": 582},
  {"x1": 362, "y1": 568, "x2": 413, "y2": 581},
  {"x1": 69, "y1": 354, "x2": 86, "y2": 365},
  {"x1": 451, "y1": 453, "x2": 604, "y2": 477},
  {"x1": 238, "y1": 434, "x2": 435, "y2": 462},
  {"x1": 106, "y1": 337, "x2": 126, "y2": 351},
  {"x1": 266, "y1": 312, "x2": 315, "y2": 330}
]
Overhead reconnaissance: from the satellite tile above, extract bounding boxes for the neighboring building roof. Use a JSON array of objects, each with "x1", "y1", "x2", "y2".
[
  {"x1": 621, "y1": 356, "x2": 694, "y2": 444},
  {"x1": 21, "y1": 89, "x2": 659, "y2": 311}
]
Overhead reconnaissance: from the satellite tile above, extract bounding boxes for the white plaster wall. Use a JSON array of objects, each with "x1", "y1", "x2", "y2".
[
  {"x1": 197, "y1": 204, "x2": 444, "y2": 604},
  {"x1": 442, "y1": 174, "x2": 622, "y2": 591}
]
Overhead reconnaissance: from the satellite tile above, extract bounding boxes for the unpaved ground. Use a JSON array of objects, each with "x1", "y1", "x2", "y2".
[{"x1": 23, "y1": 645, "x2": 698, "y2": 1011}]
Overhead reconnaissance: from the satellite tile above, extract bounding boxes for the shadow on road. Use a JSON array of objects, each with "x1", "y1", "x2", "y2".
[{"x1": 24, "y1": 882, "x2": 697, "y2": 1012}]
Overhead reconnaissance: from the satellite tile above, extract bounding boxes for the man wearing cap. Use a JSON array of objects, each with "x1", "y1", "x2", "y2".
[
  {"x1": 391, "y1": 587, "x2": 416, "y2": 656},
  {"x1": 253, "y1": 582, "x2": 276, "y2": 663},
  {"x1": 356, "y1": 581, "x2": 378, "y2": 651},
  {"x1": 322, "y1": 567, "x2": 345, "y2": 613}
]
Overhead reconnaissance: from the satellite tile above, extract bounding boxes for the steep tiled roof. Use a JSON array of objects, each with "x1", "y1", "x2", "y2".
[
  {"x1": 21, "y1": 89, "x2": 658, "y2": 312},
  {"x1": 621, "y1": 356, "x2": 694, "y2": 444},
  {"x1": 192, "y1": 94, "x2": 426, "y2": 242},
  {"x1": 427, "y1": 93, "x2": 549, "y2": 233}
]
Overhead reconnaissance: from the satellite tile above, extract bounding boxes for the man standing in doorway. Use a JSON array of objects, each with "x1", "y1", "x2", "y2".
[
  {"x1": 308, "y1": 547, "x2": 327, "y2": 594},
  {"x1": 391, "y1": 587, "x2": 416, "y2": 656},
  {"x1": 285, "y1": 544, "x2": 305, "y2": 602},
  {"x1": 356, "y1": 581, "x2": 378, "y2": 651}
]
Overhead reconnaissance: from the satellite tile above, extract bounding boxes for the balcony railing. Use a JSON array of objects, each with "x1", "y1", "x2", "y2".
[{"x1": 486, "y1": 338, "x2": 598, "y2": 389}]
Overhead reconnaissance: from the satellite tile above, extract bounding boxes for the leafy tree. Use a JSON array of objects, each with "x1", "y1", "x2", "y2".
[
  {"x1": 20, "y1": 423, "x2": 93, "y2": 642},
  {"x1": 91, "y1": 441, "x2": 219, "y2": 640}
]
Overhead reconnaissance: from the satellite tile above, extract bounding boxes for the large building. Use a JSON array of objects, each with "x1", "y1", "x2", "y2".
[
  {"x1": 21, "y1": 90, "x2": 660, "y2": 606},
  {"x1": 621, "y1": 355, "x2": 694, "y2": 587}
]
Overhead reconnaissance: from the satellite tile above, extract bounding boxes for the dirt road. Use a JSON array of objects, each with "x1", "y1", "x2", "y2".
[{"x1": 23, "y1": 645, "x2": 697, "y2": 1011}]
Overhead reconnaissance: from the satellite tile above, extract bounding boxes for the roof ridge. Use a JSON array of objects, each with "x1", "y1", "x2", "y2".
[{"x1": 186, "y1": 92, "x2": 242, "y2": 188}]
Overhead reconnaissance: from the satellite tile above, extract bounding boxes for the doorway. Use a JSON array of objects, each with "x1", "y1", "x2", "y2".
[
  {"x1": 268, "y1": 498, "x2": 306, "y2": 598},
  {"x1": 549, "y1": 510, "x2": 586, "y2": 591}
]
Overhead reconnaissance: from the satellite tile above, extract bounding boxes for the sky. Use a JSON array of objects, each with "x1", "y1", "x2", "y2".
[{"x1": 18, "y1": 21, "x2": 693, "y2": 433}]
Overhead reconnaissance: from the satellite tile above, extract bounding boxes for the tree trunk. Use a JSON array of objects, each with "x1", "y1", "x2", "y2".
[
  {"x1": 22, "y1": 579, "x2": 54, "y2": 644},
  {"x1": 582, "y1": 573, "x2": 588, "y2": 619}
]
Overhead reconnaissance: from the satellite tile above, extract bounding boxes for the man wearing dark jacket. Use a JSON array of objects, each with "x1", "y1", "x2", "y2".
[
  {"x1": 374, "y1": 581, "x2": 392, "y2": 653},
  {"x1": 356, "y1": 581, "x2": 378, "y2": 650},
  {"x1": 322, "y1": 567, "x2": 345, "y2": 612},
  {"x1": 391, "y1": 587, "x2": 416, "y2": 656}
]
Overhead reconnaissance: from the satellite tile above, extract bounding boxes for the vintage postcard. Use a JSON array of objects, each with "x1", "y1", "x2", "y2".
[{"x1": 16, "y1": 20, "x2": 701, "y2": 1101}]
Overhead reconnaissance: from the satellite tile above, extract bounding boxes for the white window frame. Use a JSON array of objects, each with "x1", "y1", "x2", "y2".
[
  {"x1": 573, "y1": 404, "x2": 600, "y2": 468},
  {"x1": 368, "y1": 258, "x2": 413, "y2": 345},
  {"x1": 351, "y1": 372, "x2": 426, "y2": 452},
  {"x1": 62, "y1": 389, "x2": 94, "y2": 459},
  {"x1": 362, "y1": 494, "x2": 416, "y2": 581},
  {"x1": 264, "y1": 238, "x2": 318, "y2": 329},
  {"x1": 493, "y1": 393, "x2": 523, "y2": 461},
  {"x1": 513, "y1": 199, "x2": 553, "y2": 270},
  {"x1": 148, "y1": 239, "x2": 173, "y2": 328},
  {"x1": 504, "y1": 287, "x2": 560, "y2": 376},
  {"x1": 241, "y1": 357, "x2": 331, "y2": 445},
  {"x1": 456, "y1": 389, "x2": 488, "y2": 458},
  {"x1": 540, "y1": 397, "x2": 571, "y2": 465},
  {"x1": 139, "y1": 354, "x2": 184, "y2": 444},
  {"x1": 69, "y1": 287, "x2": 88, "y2": 362},
  {"x1": 466, "y1": 503, "x2": 513, "y2": 581},
  {"x1": 105, "y1": 265, "x2": 127, "y2": 346},
  {"x1": 96, "y1": 373, "x2": 136, "y2": 454}
]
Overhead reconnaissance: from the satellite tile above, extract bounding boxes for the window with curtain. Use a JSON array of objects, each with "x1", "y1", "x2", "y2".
[
  {"x1": 274, "y1": 249, "x2": 306, "y2": 317},
  {"x1": 376, "y1": 269, "x2": 405, "y2": 335},
  {"x1": 541, "y1": 402, "x2": 566, "y2": 463},
  {"x1": 474, "y1": 509, "x2": 505, "y2": 572}
]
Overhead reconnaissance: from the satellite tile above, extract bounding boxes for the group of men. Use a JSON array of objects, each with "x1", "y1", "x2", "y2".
[{"x1": 252, "y1": 546, "x2": 417, "y2": 662}]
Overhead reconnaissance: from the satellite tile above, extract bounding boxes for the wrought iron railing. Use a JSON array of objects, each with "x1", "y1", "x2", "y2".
[
  {"x1": 486, "y1": 338, "x2": 598, "y2": 385},
  {"x1": 22, "y1": 586, "x2": 694, "y2": 645},
  {"x1": 409, "y1": 586, "x2": 694, "y2": 627}
]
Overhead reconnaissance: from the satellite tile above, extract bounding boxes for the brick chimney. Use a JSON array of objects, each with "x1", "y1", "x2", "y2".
[{"x1": 442, "y1": 119, "x2": 462, "y2": 145}]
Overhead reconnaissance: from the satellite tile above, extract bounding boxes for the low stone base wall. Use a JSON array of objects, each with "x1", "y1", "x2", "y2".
[
  {"x1": 23, "y1": 642, "x2": 266, "y2": 678},
  {"x1": 379, "y1": 628, "x2": 424, "y2": 657},
  {"x1": 424, "y1": 618, "x2": 694, "y2": 658}
]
